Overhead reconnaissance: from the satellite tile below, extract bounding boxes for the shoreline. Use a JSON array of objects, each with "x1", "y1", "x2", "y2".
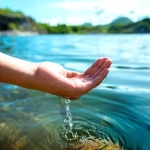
[{"x1": 0, "y1": 30, "x2": 39, "y2": 36}]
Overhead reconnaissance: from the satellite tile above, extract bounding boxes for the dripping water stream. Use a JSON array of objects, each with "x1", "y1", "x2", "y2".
[
  {"x1": 63, "y1": 99, "x2": 78, "y2": 141},
  {"x1": 64, "y1": 99, "x2": 73, "y2": 132}
]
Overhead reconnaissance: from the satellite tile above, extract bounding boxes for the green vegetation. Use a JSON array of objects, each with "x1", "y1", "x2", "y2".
[
  {"x1": 0, "y1": 8, "x2": 38, "y2": 32},
  {"x1": 38, "y1": 23, "x2": 109, "y2": 34},
  {"x1": 0, "y1": 7, "x2": 150, "y2": 34},
  {"x1": 108, "y1": 18, "x2": 150, "y2": 33},
  {"x1": 8, "y1": 23, "x2": 18, "y2": 30},
  {"x1": 0, "y1": 8, "x2": 24, "y2": 18},
  {"x1": 109, "y1": 17, "x2": 133, "y2": 25}
]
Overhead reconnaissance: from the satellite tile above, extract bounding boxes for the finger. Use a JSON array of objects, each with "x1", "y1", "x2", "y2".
[
  {"x1": 100, "y1": 59, "x2": 112, "y2": 70},
  {"x1": 84, "y1": 58, "x2": 101, "y2": 75},
  {"x1": 83, "y1": 68, "x2": 109, "y2": 92},
  {"x1": 84, "y1": 58, "x2": 111, "y2": 79},
  {"x1": 84, "y1": 58, "x2": 109, "y2": 76},
  {"x1": 93, "y1": 68, "x2": 110, "y2": 87},
  {"x1": 96, "y1": 57, "x2": 109, "y2": 68},
  {"x1": 92, "y1": 59, "x2": 112, "y2": 78},
  {"x1": 66, "y1": 70, "x2": 80, "y2": 78}
]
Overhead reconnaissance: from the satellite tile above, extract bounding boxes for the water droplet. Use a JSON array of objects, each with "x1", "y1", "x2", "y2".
[
  {"x1": 64, "y1": 98, "x2": 74, "y2": 138},
  {"x1": 64, "y1": 119, "x2": 68, "y2": 122},
  {"x1": 69, "y1": 123, "x2": 73, "y2": 127}
]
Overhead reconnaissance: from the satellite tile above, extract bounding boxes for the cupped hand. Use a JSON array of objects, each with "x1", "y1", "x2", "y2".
[{"x1": 33, "y1": 58, "x2": 112, "y2": 100}]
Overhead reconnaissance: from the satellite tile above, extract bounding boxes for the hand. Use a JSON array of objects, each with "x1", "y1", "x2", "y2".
[{"x1": 33, "y1": 58, "x2": 112, "y2": 100}]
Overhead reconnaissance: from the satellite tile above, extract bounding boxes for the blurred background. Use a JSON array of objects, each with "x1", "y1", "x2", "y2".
[
  {"x1": 0, "y1": 0, "x2": 150, "y2": 34},
  {"x1": 0, "y1": 0, "x2": 150, "y2": 150}
]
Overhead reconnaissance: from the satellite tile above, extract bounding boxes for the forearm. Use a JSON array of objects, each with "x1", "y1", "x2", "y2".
[{"x1": 0, "y1": 52, "x2": 37, "y2": 88}]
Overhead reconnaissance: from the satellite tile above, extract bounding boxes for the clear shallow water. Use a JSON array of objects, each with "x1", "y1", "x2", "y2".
[{"x1": 0, "y1": 34, "x2": 150, "y2": 150}]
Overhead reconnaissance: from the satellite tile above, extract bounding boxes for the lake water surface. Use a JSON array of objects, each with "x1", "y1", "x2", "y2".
[{"x1": 0, "y1": 34, "x2": 150, "y2": 150}]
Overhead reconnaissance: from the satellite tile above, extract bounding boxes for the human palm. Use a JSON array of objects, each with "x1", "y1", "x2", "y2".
[{"x1": 35, "y1": 58, "x2": 112, "y2": 100}]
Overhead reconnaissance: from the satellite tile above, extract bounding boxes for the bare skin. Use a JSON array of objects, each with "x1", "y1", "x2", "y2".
[{"x1": 0, "y1": 52, "x2": 112, "y2": 100}]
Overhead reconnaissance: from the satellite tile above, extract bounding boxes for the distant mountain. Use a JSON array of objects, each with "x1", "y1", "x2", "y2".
[
  {"x1": 0, "y1": 8, "x2": 38, "y2": 32},
  {"x1": 108, "y1": 18, "x2": 150, "y2": 33},
  {"x1": 110, "y1": 17, "x2": 133, "y2": 25},
  {"x1": 82, "y1": 23, "x2": 93, "y2": 26},
  {"x1": 0, "y1": 8, "x2": 47, "y2": 33}
]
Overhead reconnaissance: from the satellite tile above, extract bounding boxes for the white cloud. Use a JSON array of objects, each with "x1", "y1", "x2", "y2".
[
  {"x1": 49, "y1": 1, "x2": 98, "y2": 11},
  {"x1": 46, "y1": 0, "x2": 150, "y2": 25}
]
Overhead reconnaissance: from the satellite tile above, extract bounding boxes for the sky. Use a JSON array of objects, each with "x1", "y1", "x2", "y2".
[{"x1": 0, "y1": 0, "x2": 150, "y2": 25}]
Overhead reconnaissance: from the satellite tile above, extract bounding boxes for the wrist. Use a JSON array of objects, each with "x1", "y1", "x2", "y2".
[{"x1": 21, "y1": 62, "x2": 39, "y2": 89}]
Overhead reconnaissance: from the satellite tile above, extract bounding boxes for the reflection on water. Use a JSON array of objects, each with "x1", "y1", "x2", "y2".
[{"x1": 0, "y1": 34, "x2": 150, "y2": 150}]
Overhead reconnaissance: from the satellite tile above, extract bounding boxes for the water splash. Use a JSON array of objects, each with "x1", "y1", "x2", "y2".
[
  {"x1": 64, "y1": 99, "x2": 73, "y2": 133},
  {"x1": 63, "y1": 99, "x2": 87, "y2": 145},
  {"x1": 60, "y1": 99, "x2": 125, "y2": 149},
  {"x1": 63, "y1": 99, "x2": 79, "y2": 143}
]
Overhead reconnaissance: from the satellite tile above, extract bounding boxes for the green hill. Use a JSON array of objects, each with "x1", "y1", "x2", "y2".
[
  {"x1": 110, "y1": 17, "x2": 133, "y2": 25},
  {"x1": 0, "y1": 8, "x2": 44, "y2": 33},
  {"x1": 0, "y1": 8, "x2": 24, "y2": 18},
  {"x1": 108, "y1": 18, "x2": 150, "y2": 33}
]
